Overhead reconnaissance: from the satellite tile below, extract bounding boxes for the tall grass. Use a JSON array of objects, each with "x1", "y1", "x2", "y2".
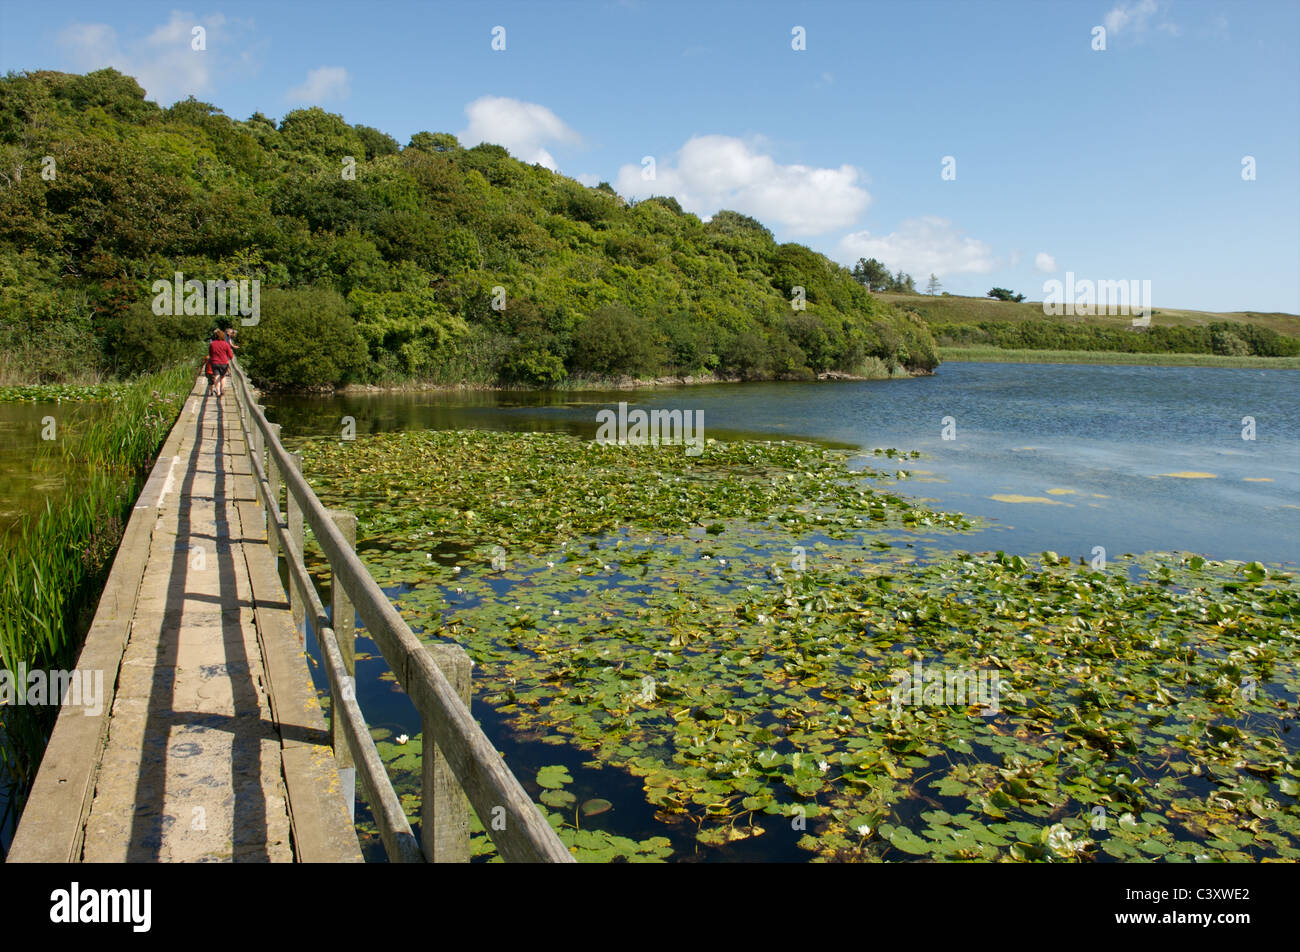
[{"x1": 0, "y1": 365, "x2": 192, "y2": 832}]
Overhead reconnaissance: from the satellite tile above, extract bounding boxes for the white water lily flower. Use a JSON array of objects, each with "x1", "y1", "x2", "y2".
[
  {"x1": 1045, "y1": 823, "x2": 1076, "y2": 856},
  {"x1": 546, "y1": 561, "x2": 555, "y2": 568},
  {"x1": 552, "y1": 609, "x2": 560, "y2": 616},
  {"x1": 452, "y1": 566, "x2": 461, "y2": 574},
  {"x1": 856, "y1": 824, "x2": 871, "y2": 837},
  {"x1": 818, "y1": 760, "x2": 830, "y2": 773},
  {"x1": 395, "y1": 734, "x2": 409, "y2": 745}
]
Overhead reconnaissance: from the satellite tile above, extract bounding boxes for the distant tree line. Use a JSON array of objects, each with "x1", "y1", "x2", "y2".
[
  {"x1": 931, "y1": 320, "x2": 1300, "y2": 357},
  {"x1": 850, "y1": 258, "x2": 917, "y2": 294}
]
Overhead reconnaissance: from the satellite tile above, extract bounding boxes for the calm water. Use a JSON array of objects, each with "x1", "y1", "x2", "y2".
[
  {"x1": 10, "y1": 365, "x2": 1282, "y2": 857},
  {"x1": 264, "y1": 362, "x2": 1299, "y2": 565},
  {"x1": 259, "y1": 361, "x2": 1300, "y2": 860},
  {"x1": 0, "y1": 401, "x2": 106, "y2": 537}
]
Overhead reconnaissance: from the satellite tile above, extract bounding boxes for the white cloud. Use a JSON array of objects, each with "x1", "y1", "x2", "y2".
[
  {"x1": 57, "y1": 11, "x2": 252, "y2": 105},
  {"x1": 1034, "y1": 251, "x2": 1057, "y2": 273},
  {"x1": 458, "y1": 96, "x2": 581, "y2": 171},
  {"x1": 287, "y1": 66, "x2": 350, "y2": 104},
  {"x1": 613, "y1": 135, "x2": 870, "y2": 236},
  {"x1": 1103, "y1": 0, "x2": 1178, "y2": 39},
  {"x1": 837, "y1": 217, "x2": 996, "y2": 277},
  {"x1": 1104, "y1": 0, "x2": 1156, "y2": 34},
  {"x1": 575, "y1": 173, "x2": 602, "y2": 187}
]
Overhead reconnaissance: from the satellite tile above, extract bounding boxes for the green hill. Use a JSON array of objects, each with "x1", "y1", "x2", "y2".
[{"x1": 0, "y1": 68, "x2": 939, "y2": 389}]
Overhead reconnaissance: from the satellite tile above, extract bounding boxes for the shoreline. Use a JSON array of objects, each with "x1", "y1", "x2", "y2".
[
  {"x1": 328, "y1": 367, "x2": 924, "y2": 396},
  {"x1": 937, "y1": 347, "x2": 1300, "y2": 369}
]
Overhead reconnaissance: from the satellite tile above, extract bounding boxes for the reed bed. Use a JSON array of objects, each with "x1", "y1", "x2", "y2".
[{"x1": 0, "y1": 365, "x2": 192, "y2": 832}]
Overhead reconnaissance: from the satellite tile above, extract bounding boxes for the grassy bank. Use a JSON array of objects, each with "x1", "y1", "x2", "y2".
[
  {"x1": 937, "y1": 346, "x2": 1300, "y2": 369},
  {"x1": 0, "y1": 365, "x2": 192, "y2": 832}
]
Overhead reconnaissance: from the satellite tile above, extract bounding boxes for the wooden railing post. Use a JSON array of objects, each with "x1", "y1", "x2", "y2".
[
  {"x1": 422, "y1": 644, "x2": 472, "y2": 863},
  {"x1": 266, "y1": 423, "x2": 282, "y2": 558},
  {"x1": 330, "y1": 508, "x2": 358, "y2": 821},
  {"x1": 286, "y1": 451, "x2": 304, "y2": 633},
  {"x1": 226, "y1": 357, "x2": 572, "y2": 862},
  {"x1": 250, "y1": 409, "x2": 265, "y2": 494}
]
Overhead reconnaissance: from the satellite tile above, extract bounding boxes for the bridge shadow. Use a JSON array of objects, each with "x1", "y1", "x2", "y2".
[{"x1": 125, "y1": 391, "x2": 271, "y2": 861}]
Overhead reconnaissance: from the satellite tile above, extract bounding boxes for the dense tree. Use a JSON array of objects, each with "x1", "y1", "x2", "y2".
[
  {"x1": 353, "y1": 124, "x2": 400, "y2": 160},
  {"x1": 407, "y1": 131, "x2": 461, "y2": 153},
  {"x1": 238, "y1": 288, "x2": 368, "y2": 387},
  {"x1": 987, "y1": 287, "x2": 1026, "y2": 302},
  {"x1": 851, "y1": 257, "x2": 891, "y2": 290},
  {"x1": 0, "y1": 68, "x2": 950, "y2": 387}
]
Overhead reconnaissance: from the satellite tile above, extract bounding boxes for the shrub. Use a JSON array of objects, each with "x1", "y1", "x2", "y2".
[
  {"x1": 1210, "y1": 327, "x2": 1249, "y2": 356},
  {"x1": 107, "y1": 300, "x2": 208, "y2": 378},
  {"x1": 569, "y1": 304, "x2": 662, "y2": 377},
  {"x1": 238, "y1": 287, "x2": 368, "y2": 388}
]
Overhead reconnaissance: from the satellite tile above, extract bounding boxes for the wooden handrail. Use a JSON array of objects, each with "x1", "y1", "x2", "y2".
[{"x1": 228, "y1": 359, "x2": 573, "y2": 863}]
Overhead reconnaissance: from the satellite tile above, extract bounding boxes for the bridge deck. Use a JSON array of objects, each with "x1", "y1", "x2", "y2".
[{"x1": 67, "y1": 382, "x2": 358, "y2": 861}]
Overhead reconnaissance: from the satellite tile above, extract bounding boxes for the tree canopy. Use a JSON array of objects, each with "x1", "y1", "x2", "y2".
[{"x1": 0, "y1": 68, "x2": 940, "y2": 387}]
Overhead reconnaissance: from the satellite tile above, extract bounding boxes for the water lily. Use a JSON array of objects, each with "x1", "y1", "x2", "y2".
[
  {"x1": 818, "y1": 760, "x2": 829, "y2": 773},
  {"x1": 395, "y1": 734, "x2": 409, "y2": 745},
  {"x1": 1045, "y1": 823, "x2": 1080, "y2": 857},
  {"x1": 856, "y1": 825, "x2": 871, "y2": 837}
]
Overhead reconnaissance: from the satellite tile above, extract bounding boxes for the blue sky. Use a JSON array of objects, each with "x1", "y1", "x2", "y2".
[{"x1": 2, "y1": 0, "x2": 1297, "y2": 312}]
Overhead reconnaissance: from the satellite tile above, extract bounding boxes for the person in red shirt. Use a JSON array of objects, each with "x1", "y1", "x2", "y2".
[{"x1": 208, "y1": 329, "x2": 235, "y2": 398}]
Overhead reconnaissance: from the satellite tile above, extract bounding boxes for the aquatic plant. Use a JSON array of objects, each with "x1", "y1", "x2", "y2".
[
  {"x1": 299, "y1": 430, "x2": 1299, "y2": 862},
  {"x1": 0, "y1": 365, "x2": 191, "y2": 822}
]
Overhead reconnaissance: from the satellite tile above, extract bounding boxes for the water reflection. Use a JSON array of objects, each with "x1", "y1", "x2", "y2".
[{"x1": 263, "y1": 363, "x2": 1299, "y2": 563}]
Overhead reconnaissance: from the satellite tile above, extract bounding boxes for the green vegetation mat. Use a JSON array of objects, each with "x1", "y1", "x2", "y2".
[
  {"x1": 0, "y1": 383, "x2": 122, "y2": 403},
  {"x1": 298, "y1": 430, "x2": 1298, "y2": 863}
]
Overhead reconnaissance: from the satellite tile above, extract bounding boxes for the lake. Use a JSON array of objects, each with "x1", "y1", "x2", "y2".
[
  {"x1": 264, "y1": 362, "x2": 1299, "y2": 566},
  {"x1": 256, "y1": 361, "x2": 1300, "y2": 861}
]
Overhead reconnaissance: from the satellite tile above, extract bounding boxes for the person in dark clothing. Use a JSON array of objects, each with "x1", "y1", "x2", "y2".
[{"x1": 208, "y1": 329, "x2": 235, "y2": 398}]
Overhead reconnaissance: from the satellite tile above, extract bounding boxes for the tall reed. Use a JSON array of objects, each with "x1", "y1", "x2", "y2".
[{"x1": 0, "y1": 365, "x2": 192, "y2": 833}]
